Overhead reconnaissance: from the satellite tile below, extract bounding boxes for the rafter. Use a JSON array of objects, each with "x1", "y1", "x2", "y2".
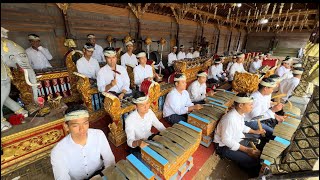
[
  {"x1": 239, "y1": 9, "x2": 318, "y2": 20},
  {"x1": 128, "y1": 3, "x2": 151, "y2": 19}
]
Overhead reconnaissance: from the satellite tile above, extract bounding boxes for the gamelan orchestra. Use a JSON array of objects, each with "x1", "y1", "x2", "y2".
[{"x1": 1, "y1": 3, "x2": 319, "y2": 180}]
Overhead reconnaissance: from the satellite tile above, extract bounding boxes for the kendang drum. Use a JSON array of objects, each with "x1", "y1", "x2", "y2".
[{"x1": 140, "y1": 79, "x2": 153, "y2": 95}]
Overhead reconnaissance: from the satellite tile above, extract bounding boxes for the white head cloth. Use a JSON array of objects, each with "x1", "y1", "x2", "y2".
[
  {"x1": 255, "y1": 56, "x2": 259, "y2": 59},
  {"x1": 293, "y1": 69, "x2": 304, "y2": 75},
  {"x1": 234, "y1": 96, "x2": 254, "y2": 103},
  {"x1": 136, "y1": 52, "x2": 147, "y2": 58},
  {"x1": 65, "y1": 110, "x2": 89, "y2": 122},
  {"x1": 103, "y1": 49, "x2": 116, "y2": 57},
  {"x1": 132, "y1": 96, "x2": 149, "y2": 104},
  {"x1": 174, "y1": 74, "x2": 186, "y2": 81},
  {"x1": 173, "y1": 46, "x2": 177, "y2": 49},
  {"x1": 180, "y1": 45, "x2": 184, "y2": 49},
  {"x1": 260, "y1": 80, "x2": 277, "y2": 88},
  {"x1": 190, "y1": 47, "x2": 194, "y2": 49},
  {"x1": 28, "y1": 34, "x2": 40, "y2": 40},
  {"x1": 233, "y1": 56, "x2": 237, "y2": 59},
  {"x1": 87, "y1": 34, "x2": 95, "y2": 39},
  {"x1": 283, "y1": 58, "x2": 293, "y2": 63},
  {"x1": 126, "y1": 41, "x2": 133, "y2": 46},
  {"x1": 84, "y1": 44, "x2": 95, "y2": 51},
  {"x1": 293, "y1": 63, "x2": 302, "y2": 68},
  {"x1": 271, "y1": 77, "x2": 281, "y2": 83},
  {"x1": 259, "y1": 54, "x2": 265, "y2": 57},
  {"x1": 237, "y1": 54, "x2": 245, "y2": 58},
  {"x1": 197, "y1": 72, "x2": 208, "y2": 77}
]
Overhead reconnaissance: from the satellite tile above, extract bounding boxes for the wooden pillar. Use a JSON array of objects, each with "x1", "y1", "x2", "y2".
[
  {"x1": 215, "y1": 27, "x2": 221, "y2": 54},
  {"x1": 227, "y1": 29, "x2": 233, "y2": 52},
  {"x1": 236, "y1": 31, "x2": 241, "y2": 52}
]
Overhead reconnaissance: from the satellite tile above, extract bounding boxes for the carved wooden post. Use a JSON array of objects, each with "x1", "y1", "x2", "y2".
[
  {"x1": 56, "y1": 3, "x2": 71, "y2": 38},
  {"x1": 170, "y1": 5, "x2": 188, "y2": 48}
]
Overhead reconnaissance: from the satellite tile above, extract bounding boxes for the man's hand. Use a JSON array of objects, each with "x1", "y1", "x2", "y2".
[
  {"x1": 275, "y1": 114, "x2": 285, "y2": 123},
  {"x1": 38, "y1": 46, "x2": 44, "y2": 51},
  {"x1": 207, "y1": 91, "x2": 216, "y2": 97},
  {"x1": 118, "y1": 92, "x2": 125, "y2": 100},
  {"x1": 139, "y1": 140, "x2": 149, "y2": 148},
  {"x1": 271, "y1": 103, "x2": 283, "y2": 112},
  {"x1": 254, "y1": 129, "x2": 266, "y2": 135},
  {"x1": 111, "y1": 79, "x2": 117, "y2": 87},
  {"x1": 194, "y1": 104, "x2": 203, "y2": 110},
  {"x1": 246, "y1": 148, "x2": 261, "y2": 159}
]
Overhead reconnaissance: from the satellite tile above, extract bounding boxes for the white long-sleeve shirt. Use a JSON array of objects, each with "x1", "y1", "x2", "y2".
[
  {"x1": 208, "y1": 65, "x2": 221, "y2": 80},
  {"x1": 163, "y1": 88, "x2": 194, "y2": 118},
  {"x1": 244, "y1": 91, "x2": 275, "y2": 122},
  {"x1": 276, "y1": 66, "x2": 291, "y2": 78},
  {"x1": 249, "y1": 61, "x2": 262, "y2": 73},
  {"x1": 186, "y1": 52, "x2": 193, "y2": 58},
  {"x1": 92, "y1": 44, "x2": 105, "y2": 63},
  {"x1": 228, "y1": 62, "x2": 247, "y2": 81},
  {"x1": 51, "y1": 129, "x2": 115, "y2": 180},
  {"x1": 214, "y1": 108, "x2": 251, "y2": 151},
  {"x1": 76, "y1": 56, "x2": 100, "y2": 79},
  {"x1": 192, "y1": 51, "x2": 200, "y2": 58},
  {"x1": 25, "y1": 46, "x2": 53, "y2": 70},
  {"x1": 168, "y1": 52, "x2": 177, "y2": 67},
  {"x1": 177, "y1": 51, "x2": 186, "y2": 60},
  {"x1": 226, "y1": 62, "x2": 234, "y2": 72},
  {"x1": 187, "y1": 80, "x2": 206, "y2": 102},
  {"x1": 121, "y1": 52, "x2": 138, "y2": 67},
  {"x1": 97, "y1": 64, "x2": 131, "y2": 94},
  {"x1": 217, "y1": 63, "x2": 224, "y2": 73},
  {"x1": 133, "y1": 64, "x2": 153, "y2": 87},
  {"x1": 125, "y1": 109, "x2": 166, "y2": 148},
  {"x1": 279, "y1": 77, "x2": 300, "y2": 102}
]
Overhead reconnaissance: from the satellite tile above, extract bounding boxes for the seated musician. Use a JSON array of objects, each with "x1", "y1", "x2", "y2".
[
  {"x1": 217, "y1": 56, "x2": 226, "y2": 76},
  {"x1": 278, "y1": 68, "x2": 304, "y2": 102},
  {"x1": 51, "y1": 104, "x2": 115, "y2": 180},
  {"x1": 121, "y1": 41, "x2": 138, "y2": 68},
  {"x1": 282, "y1": 62, "x2": 303, "y2": 81},
  {"x1": 226, "y1": 56, "x2": 237, "y2": 73},
  {"x1": 186, "y1": 47, "x2": 194, "y2": 58},
  {"x1": 249, "y1": 56, "x2": 262, "y2": 73},
  {"x1": 228, "y1": 53, "x2": 247, "y2": 82},
  {"x1": 275, "y1": 57, "x2": 292, "y2": 80},
  {"x1": 187, "y1": 71, "x2": 215, "y2": 104},
  {"x1": 244, "y1": 78, "x2": 286, "y2": 137},
  {"x1": 87, "y1": 34, "x2": 105, "y2": 63},
  {"x1": 125, "y1": 91, "x2": 166, "y2": 159},
  {"x1": 167, "y1": 46, "x2": 178, "y2": 74},
  {"x1": 97, "y1": 47, "x2": 132, "y2": 99},
  {"x1": 134, "y1": 51, "x2": 160, "y2": 90},
  {"x1": 214, "y1": 93, "x2": 265, "y2": 177},
  {"x1": 268, "y1": 74, "x2": 281, "y2": 93},
  {"x1": 192, "y1": 46, "x2": 201, "y2": 58},
  {"x1": 258, "y1": 54, "x2": 265, "y2": 65},
  {"x1": 177, "y1": 45, "x2": 186, "y2": 60},
  {"x1": 208, "y1": 58, "x2": 228, "y2": 84},
  {"x1": 76, "y1": 43, "x2": 100, "y2": 84},
  {"x1": 163, "y1": 73, "x2": 203, "y2": 124}
]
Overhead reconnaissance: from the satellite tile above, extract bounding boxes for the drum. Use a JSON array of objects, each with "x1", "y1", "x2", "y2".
[
  {"x1": 149, "y1": 51, "x2": 161, "y2": 65},
  {"x1": 140, "y1": 79, "x2": 153, "y2": 95}
]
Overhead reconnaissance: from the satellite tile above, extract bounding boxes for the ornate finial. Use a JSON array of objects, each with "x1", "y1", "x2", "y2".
[
  {"x1": 56, "y1": 3, "x2": 69, "y2": 15},
  {"x1": 145, "y1": 37, "x2": 152, "y2": 45},
  {"x1": 1, "y1": 27, "x2": 9, "y2": 38}
]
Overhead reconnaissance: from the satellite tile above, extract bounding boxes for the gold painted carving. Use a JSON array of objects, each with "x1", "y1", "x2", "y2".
[
  {"x1": 56, "y1": 3, "x2": 69, "y2": 15},
  {"x1": 232, "y1": 72, "x2": 260, "y2": 94},
  {"x1": 11, "y1": 68, "x2": 33, "y2": 105}
]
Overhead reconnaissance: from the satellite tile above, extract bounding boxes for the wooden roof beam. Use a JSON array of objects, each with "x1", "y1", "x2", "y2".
[{"x1": 239, "y1": 9, "x2": 318, "y2": 20}]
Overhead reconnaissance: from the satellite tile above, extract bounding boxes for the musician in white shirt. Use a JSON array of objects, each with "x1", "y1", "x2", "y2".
[
  {"x1": 275, "y1": 57, "x2": 292, "y2": 79},
  {"x1": 208, "y1": 58, "x2": 227, "y2": 83},
  {"x1": 76, "y1": 43, "x2": 100, "y2": 80},
  {"x1": 228, "y1": 54, "x2": 247, "y2": 81},
  {"x1": 87, "y1": 34, "x2": 105, "y2": 63},
  {"x1": 192, "y1": 46, "x2": 201, "y2": 58},
  {"x1": 177, "y1": 45, "x2": 186, "y2": 60},
  {"x1": 125, "y1": 91, "x2": 166, "y2": 159},
  {"x1": 279, "y1": 68, "x2": 304, "y2": 102},
  {"x1": 167, "y1": 46, "x2": 178, "y2": 74},
  {"x1": 163, "y1": 73, "x2": 203, "y2": 124},
  {"x1": 258, "y1": 54, "x2": 265, "y2": 66},
  {"x1": 25, "y1": 34, "x2": 53, "y2": 70},
  {"x1": 97, "y1": 47, "x2": 132, "y2": 100},
  {"x1": 188, "y1": 71, "x2": 215, "y2": 104},
  {"x1": 134, "y1": 51, "x2": 159, "y2": 89},
  {"x1": 244, "y1": 78, "x2": 286, "y2": 137},
  {"x1": 249, "y1": 56, "x2": 262, "y2": 73},
  {"x1": 226, "y1": 56, "x2": 237, "y2": 73},
  {"x1": 51, "y1": 105, "x2": 115, "y2": 180},
  {"x1": 121, "y1": 41, "x2": 138, "y2": 67},
  {"x1": 186, "y1": 47, "x2": 194, "y2": 58},
  {"x1": 214, "y1": 93, "x2": 265, "y2": 176}
]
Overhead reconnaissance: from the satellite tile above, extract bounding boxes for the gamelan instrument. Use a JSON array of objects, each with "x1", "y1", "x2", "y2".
[
  {"x1": 206, "y1": 89, "x2": 237, "y2": 107},
  {"x1": 260, "y1": 115, "x2": 301, "y2": 166},
  {"x1": 141, "y1": 121, "x2": 202, "y2": 180},
  {"x1": 140, "y1": 79, "x2": 154, "y2": 95}
]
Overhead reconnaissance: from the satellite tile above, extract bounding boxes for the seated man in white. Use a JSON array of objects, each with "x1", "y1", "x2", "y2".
[
  {"x1": 228, "y1": 53, "x2": 247, "y2": 82},
  {"x1": 226, "y1": 56, "x2": 237, "y2": 74},
  {"x1": 214, "y1": 93, "x2": 265, "y2": 177},
  {"x1": 279, "y1": 68, "x2": 304, "y2": 102},
  {"x1": 121, "y1": 41, "x2": 138, "y2": 68},
  {"x1": 87, "y1": 34, "x2": 105, "y2": 63},
  {"x1": 186, "y1": 47, "x2": 194, "y2": 58},
  {"x1": 249, "y1": 56, "x2": 262, "y2": 73},
  {"x1": 258, "y1": 54, "x2": 265, "y2": 66},
  {"x1": 163, "y1": 73, "x2": 203, "y2": 124},
  {"x1": 244, "y1": 78, "x2": 286, "y2": 138},
  {"x1": 192, "y1": 46, "x2": 201, "y2": 58},
  {"x1": 134, "y1": 51, "x2": 160, "y2": 90},
  {"x1": 25, "y1": 34, "x2": 53, "y2": 70},
  {"x1": 125, "y1": 91, "x2": 166, "y2": 159},
  {"x1": 97, "y1": 47, "x2": 132, "y2": 100},
  {"x1": 51, "y1": 104, "x2": 115, "y2": 180},
  {"x1": 76, "y1": 43, "x2": 100, "y2": 84},
  {"x1": 275, "y1": 57, "x2": 292, "y2": 80},
  {"x1": 177, "y1": 45, "x2": 186, "y2": 60},
  {"x1": 167, "y1": 46, "x2": 178, "y2": 74},
  {"x1": 188, "y1": 71, "x2": 215, "y2": 104},
  {"x1": 208, "y1": 58, "x2": 228, "y2": 83}
]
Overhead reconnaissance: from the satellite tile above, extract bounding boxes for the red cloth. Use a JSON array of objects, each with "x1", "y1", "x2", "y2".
[
  {"x1": 262, "y1": 59, "x2": 277, "y2": 67},
  {"x1": 8, "y1": 114, "x2": 25, "y2": 125}
]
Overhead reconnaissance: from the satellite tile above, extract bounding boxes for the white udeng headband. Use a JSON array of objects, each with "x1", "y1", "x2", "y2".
[
  {"x1": 293, "y1": 63, "x2": 302, "y2": 68},
  {"x1": 174, "y1": 74, "x2": 186, "y2": 81},
  {"x1": 271, "y1": 77, "x2": 281, "y2": 83},
  {"x1": 260, "y1": 80, "x2": 277, "y2": 88},
  {"x1": 28, "y1": 35, "x2": 40, "y2": 40},
  {"x1": 197, "y1": 72, "x2": 208, "y2": 77},
  {"x1": 137, "y1": 52, "x2": 146, "y2": 58},
  {"x1": 65, "y1": 110, "x2": 89, "y2": 121},
  {"x1": 87, "y1": 34, "x2": 95, "y2": 39},
  {"x1": 293, "y1": 70, "x2": 304, "y2": 75},
  {"x1": 104, "y1": 50, "x2": 116, "y2": 57},
  {"x1": 126, "y1": 41, "x2": 133, "y2": 46},
  {"x1": 283, "y1": 58, "x2": 293, "y2": 63},
  {"x1": 132, "y1": 96, "x2": 149, "y2": 104},
  {"x1": 234, "y1": 96, "x2": 254, "y2": 103},
  {"x1": 84, "y1": 45, "x2": 95, "y2": 51},
  {"x1": 237, "y1": 54, "x2": 245, "y2": 58}
]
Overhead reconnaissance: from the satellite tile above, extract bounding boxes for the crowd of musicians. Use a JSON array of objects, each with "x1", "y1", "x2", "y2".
[{"x1": 24, "y1": 33, "x2": 305, "y2": 179}]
